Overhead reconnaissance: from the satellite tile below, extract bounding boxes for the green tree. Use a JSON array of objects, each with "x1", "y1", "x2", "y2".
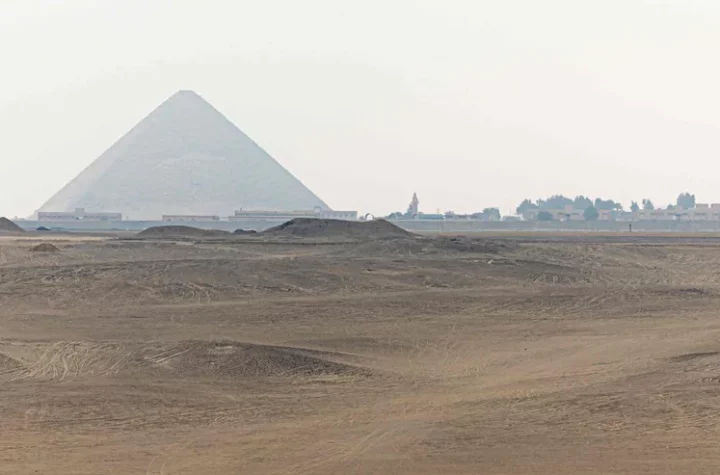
[
  {"x1": 573, "y1": 195, "x2": 593, "y2": 210},
  {"x1": 677, "y1": 192, "x2": 696, "y2": 209},
  {"x1": 536, "y1": 211, "x2": 554, "y2": 221},
  {"x1": 583, "y1": 206, "x2": 599, "y2": 221},
  {"x1": 594, "y1": 198, "x2": 623, "y2": 211},
  {"x1": 630, "y1": 201, "x2": 640, "y2": 213},
  {"x1": 543, "y1": 195, "x2": 573, "y2": 209},
  {"x1": 482, "y1": 207, "x2": 501, "y2": 221},
  {"x1": 642, "y1": 199, "x2": 654, "y2": 210},
  {"x1": 516, "y1": 198, "x2": 538, "y2": 215}
]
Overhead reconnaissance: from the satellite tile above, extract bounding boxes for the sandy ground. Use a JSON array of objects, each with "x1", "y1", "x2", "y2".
[{"x1": 3, "y1": 232, "x2": 720, "y2": 473}]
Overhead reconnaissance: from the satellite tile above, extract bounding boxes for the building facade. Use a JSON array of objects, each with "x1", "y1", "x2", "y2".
[
  {"x1": 230, "y1": 208, "x2": 357, "y2": 222},
  {"x1": 162, "y1": 215, "x2": 220, "y2": 222},
  {"x1": 38, "y1": 208, "x2": 122, "y2": 222}
]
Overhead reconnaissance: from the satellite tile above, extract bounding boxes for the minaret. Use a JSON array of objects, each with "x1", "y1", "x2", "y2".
[{"x1": 408, "y1": 193, "x2": 420, "y2": 217}]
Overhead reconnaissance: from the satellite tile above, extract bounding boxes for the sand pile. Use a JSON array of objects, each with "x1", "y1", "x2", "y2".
[
  {"x1": 263, "y1": 218, "x2": 412, "y2": 240},
  {"x1": 29, "y1": 243, "x2": 60, "y2": 253},
  {"x1": 0, "y1": 217, "x2": 24, "y2": 233},
  {"x1": 137, "y1": 225, "x2": 230, "y2": 238},
  {"x1": 155, "y1": 341, "x2": 364, "y2": 378}
]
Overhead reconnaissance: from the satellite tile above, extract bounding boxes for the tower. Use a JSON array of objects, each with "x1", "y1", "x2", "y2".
[{"x1": 407, "y1": 193, "x2": 419, "y2": 217}]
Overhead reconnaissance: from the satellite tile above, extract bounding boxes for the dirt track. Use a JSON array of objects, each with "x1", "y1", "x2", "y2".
[{"x1": 3, "y1": 232, "x2": 720, "y2": 473}]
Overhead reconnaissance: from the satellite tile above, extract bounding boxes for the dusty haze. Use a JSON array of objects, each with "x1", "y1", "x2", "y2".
[{"x1": 2, "y1": 0, "x2": 720, "y2": 217}]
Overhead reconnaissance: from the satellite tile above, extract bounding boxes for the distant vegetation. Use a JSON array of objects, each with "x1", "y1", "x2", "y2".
[
  {"x1": 387, "y1": 207, "x2": 501, "y2": 221},
  {"x1": 516, "y1": 192, "x2": 700, "y2": 218},
  {"x1": 536, "y1": 211, "x2": 554, "y2": 221},
  {"x1": 386, "y1": 191, "x2": 702, "y2": 221},
  {"x1": 515, "y1": 195, "x2": 622, "y2": 215},
  {"x1": 677, "y1": 192, "x2": 696, "y2": 209},
  {"x1": 583, "y1": 206, "x2": 599, "y2": 221}
]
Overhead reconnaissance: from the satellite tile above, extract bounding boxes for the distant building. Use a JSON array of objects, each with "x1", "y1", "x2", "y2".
[
  {"x1": 162, "y1": 215, "x2": 220, "y2": 222},
  {"x1": 522, "y1": 205, "x2": 617, "y2": 222},
  {"x1": 680, "y1": 203, "x2": 720, "y2": 221},
  {"x1": 38, "y1": 208, "x2": 122, "y2": 222},
  {"x1": 631, "y1": 203, "x2": 720, "y2": 221},
  {"x1": 417, "y1": 213, "x2": 444, "y2": 220},
  {"x1": 318, "y1": 210, "x2": 358, "y2": 220},
  {"x1": 633, "y1": 209, "x2": 677, "y2": 221},
  {"x1": 445, "y1": 213, "x2": 498, "y2": 221},
  {"x1": 230, "y1": 208, "x2": 357, "y2": 222}
]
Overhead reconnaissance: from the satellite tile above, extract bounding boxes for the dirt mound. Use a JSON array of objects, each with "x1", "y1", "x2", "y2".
[
  {"x1": 29, "y1": 243, "x2": 60, "y2": 253},
  {"x1": 137, "y1": 225, "x2": 229, "y2": 238},
  {"x1": 0, "y1": 217, "x2": 24, "y2": 233},
  {"x1": 233, "y1": 228, "x2": 257, "y2": 235},
  {"x1": 150, "y1": 341, "x2": 365, "y2": 378},
  {"x1": 263, "y1": 218, "x2": 412, "y2": 240}
]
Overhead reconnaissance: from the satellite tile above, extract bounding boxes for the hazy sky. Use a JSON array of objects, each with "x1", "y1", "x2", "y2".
[{"x1": 3, "y1": 0, "x2": 720, "y2": 218}]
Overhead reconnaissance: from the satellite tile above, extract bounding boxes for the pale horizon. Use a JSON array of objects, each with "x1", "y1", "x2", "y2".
[{"x1": 3, "y1": 0, "x2": 720, "y2": 218}]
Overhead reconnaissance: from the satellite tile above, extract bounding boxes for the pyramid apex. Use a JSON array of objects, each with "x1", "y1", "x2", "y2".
[
  {"x1": 159, "y1": 90, "x2": 212, "y2": 111},
  {"x1": 169, "y1": 89, "x2": 204, "y2": 101}
]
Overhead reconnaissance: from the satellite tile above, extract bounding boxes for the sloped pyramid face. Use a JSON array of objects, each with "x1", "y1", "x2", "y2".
[{"x1": 38, "y1": 90, "x2": 329, "y2": 220}]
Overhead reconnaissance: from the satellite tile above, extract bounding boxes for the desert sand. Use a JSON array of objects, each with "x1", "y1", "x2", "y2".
[{"x1": 2, "y1": 224, "x2": 720, "y2": 474}]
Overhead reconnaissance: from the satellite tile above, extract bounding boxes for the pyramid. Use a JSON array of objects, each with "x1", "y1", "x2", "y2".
[{"x1": 38, "y1": 90, "x2": 329, "y2": 220}]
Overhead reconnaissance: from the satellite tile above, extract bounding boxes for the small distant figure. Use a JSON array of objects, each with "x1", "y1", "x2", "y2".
[{"x1": 629, "y1": 224, "x2": 632, "y2": 233}]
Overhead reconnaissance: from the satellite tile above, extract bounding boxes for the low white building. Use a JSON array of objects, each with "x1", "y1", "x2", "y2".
[
  {"x1": 162, "y1": 215, "x2": 220, "y2": 222},
  {"x1": 230, "y1": 208, "x2": 357, "y2": 222},
  {"x1": 38, "y1": 208, "x2": 122, "y2": 222}
]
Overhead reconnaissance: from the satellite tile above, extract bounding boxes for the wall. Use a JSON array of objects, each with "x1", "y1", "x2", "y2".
[{"x1": 17, "y1": 218, "x2": 720, "y2": 234}]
